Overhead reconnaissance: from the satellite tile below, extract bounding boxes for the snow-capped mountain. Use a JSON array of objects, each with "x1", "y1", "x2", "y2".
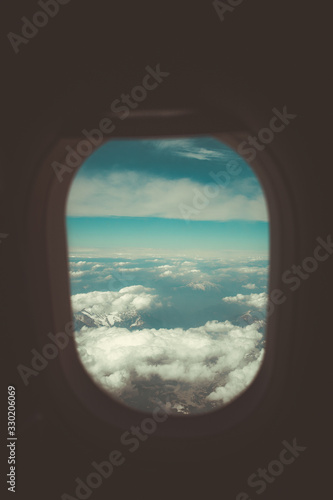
[{"x1": 74, "y1": 308, "x2": 144, "y2": 331}]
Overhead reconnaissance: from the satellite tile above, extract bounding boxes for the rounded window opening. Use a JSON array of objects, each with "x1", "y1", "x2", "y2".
[{"x1": 66, "y1": 136, "x2": 269, "y2": 416}]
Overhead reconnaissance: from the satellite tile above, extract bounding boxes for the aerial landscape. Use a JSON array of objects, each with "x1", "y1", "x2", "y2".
[{"x1": 66, "y1": 137, "x2": 269, "y2": 415}]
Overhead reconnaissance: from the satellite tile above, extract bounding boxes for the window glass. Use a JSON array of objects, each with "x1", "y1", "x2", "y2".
[{"x1": 66, "y1": 137, "x2": 269, "y2": 415}]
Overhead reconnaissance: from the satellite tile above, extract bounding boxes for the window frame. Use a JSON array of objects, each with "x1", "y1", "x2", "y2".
[{"x1": 21, "y1": 97, "x2": 303, "y2": 460}]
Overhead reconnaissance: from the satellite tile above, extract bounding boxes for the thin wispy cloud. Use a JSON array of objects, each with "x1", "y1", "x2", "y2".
[{"x1": 148, "y1": 138, "x2": 230, "y2": 161}]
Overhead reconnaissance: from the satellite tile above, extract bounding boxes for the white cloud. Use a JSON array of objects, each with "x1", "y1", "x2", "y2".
[
  {"x1": 152, "y1": 139, "x2": 193, "y2": 151},
  {"x1": 98, "y1": 274, "x2": 113, "y2": 281},
  {"x1": 187, "y1": 281, "x2": 217, "y2": 291},
  {"x1": 67, "y1": 170, "x2": 268, "y2": 222},
  {"x1": 215, "y1": 266, "x2": 267, "y2": 277},
  {"x1": 75, "y1": 319, "x2": 264, "y2": 406},
  {"x1": 70, "y1": 270, "x2": 89, "y2": 278},
  {"x1": 207, "y1": 350, "x2": 264, "y2": 403},
  {"x1": 188, "y1": 283, "x2": 206, "y2": 291},
  {"x1": 223, "y1": 292, "x2": 268, "y2": 310},
  {"x1": 150, "y1": 139, "x2": 230, "y2": 162},
  {"x1": 160, "y1": 270, "x2": 173, "y2": 277},
  {"x1": 177, "y1": 147, "x2": 226, "y2": 161},
  {"x1": 242, "y1": 283, "x2": 256, "y2": 290},
  {"x1": 71, "y1": 286, "x2": 160, "y2": 317},
  {"x1": 68, "y1": 247, "x2": 267, "y2": 260},
  {"x1": 237, "y1": 267, "x2": 267, "y2": 274},
  {"x1": 115, "y1": 267, "x2": 142, "y2": 273}
]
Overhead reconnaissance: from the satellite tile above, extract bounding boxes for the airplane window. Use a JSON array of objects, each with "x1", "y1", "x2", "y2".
[{"x1": 66, "y1": 137, "x2": 269, "y2": 415}]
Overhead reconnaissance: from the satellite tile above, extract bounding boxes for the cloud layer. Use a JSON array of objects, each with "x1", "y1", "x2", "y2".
[
  {"x1": 73, "y1": 288, "x2": 264, "y2": 408},
  {"x1": 67, "y1": 170, "x2": 268, "y2": 221}
]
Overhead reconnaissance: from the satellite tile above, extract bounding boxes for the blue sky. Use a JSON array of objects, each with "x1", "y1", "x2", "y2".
[{"x1": 66, "y1": 137, "x2": 269, "y2": 258}]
